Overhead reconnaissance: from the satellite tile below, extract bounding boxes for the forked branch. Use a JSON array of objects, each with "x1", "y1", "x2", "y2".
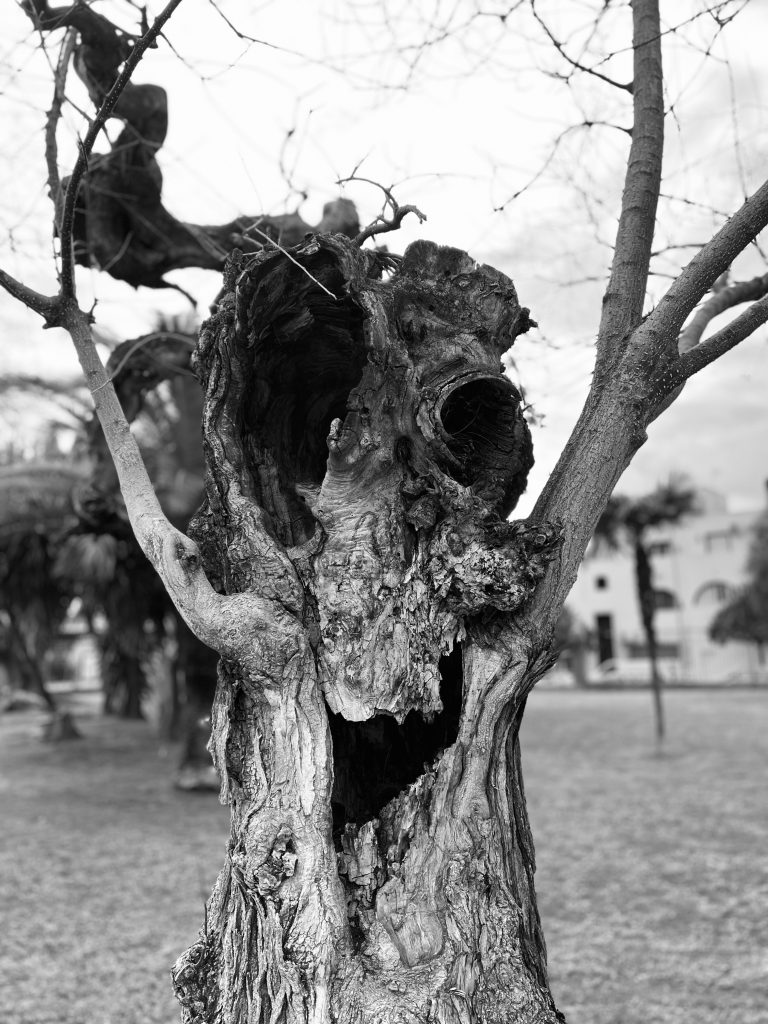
[
  {"x1": 672, "y1": 292, "x2": 768, "y2": 385},
  {"x1": 678, "y1": 272, "x2": 768, "y2": 353},
  {"x1": 648, "y1": 178, "x2": 768, "y2": 344},
  {"x1": 529, "y1": 0, "x2": 633, "y2": 93}
]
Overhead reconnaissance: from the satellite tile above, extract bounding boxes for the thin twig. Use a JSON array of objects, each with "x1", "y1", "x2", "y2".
[
  {"x1": 530, "y1": 0, "x2": 633, "y2": 93},
  {"x1": 240, "y1": 223, "x2": 337, "y2": 299},
  {"x1": 58, "y1": 0, "x2": 185, "y2": 298},
  {"x1": 45, "y1": 27, "x2": 76, "y2": 237},
  {"x1": 494, "y1": 120, "x2": 631, "y2": 212},
  {"x1": 338, "y1": 176, "x2": 426, "y2": 246}
]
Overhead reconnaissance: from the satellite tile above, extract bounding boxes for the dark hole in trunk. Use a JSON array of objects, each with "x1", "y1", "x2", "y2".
[
  {"x1": 440, "y1": 378, "x2": 520, "y2": 483},
  {"x1": 240, "y1": 257, "x2": 368, "y2": 545},
  {"x1": 328, "y1": 644, "x2": 463, "y2": 844},
  {"x1": 438, "y1": 375, "x2": 532, "y2": 514}
]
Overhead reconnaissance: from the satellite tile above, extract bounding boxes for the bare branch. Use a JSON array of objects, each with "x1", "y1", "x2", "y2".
[
  {"x1": 58, "y1": 0, "x2": 185, "y2": 298},
  {"x1": 45, "y1": 27, "x2": 76, "y2": 237},
  {"x1": 7, "y1": 1, "x2": 271, "y2": 663},
  {"x1": 678, "y1": 272, "x2": 768, "y2": 353},
  {"x1": 672, "y1": 293, "x2": 768, "y2": 383},
  {"x1": 530, "y1": 0, "x2": 633, "y2": 93},
  {"x1": 647, "y1": 178, "x2": 768, "y2": 343},
  {"x1": 0, "y1": 269, "x2": 59, "y2": 321},
  {"x1": 494, "y1": 120, "x2": 631, "y2": 212},
  {"x1": 57, "y1": 300, "x2": 267, "y2": 664},
  {"x1": 647, "y1": 271, "x2": 768, "y2": 420},
  {"x1": 338, "y1": 176, "x2": 426, "y2": 246},
  {"x1": 595, "y1": 0, "x2": 664, "y2": 369}
]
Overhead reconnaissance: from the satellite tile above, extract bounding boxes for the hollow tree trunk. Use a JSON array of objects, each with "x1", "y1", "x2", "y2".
[{"x1": 172, "y1": 237, "x2": 563, "y2": 1022}]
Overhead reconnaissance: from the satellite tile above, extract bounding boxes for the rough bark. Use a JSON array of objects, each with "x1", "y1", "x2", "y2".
[
  {"x1": 9, "y1": 2, "x2": 768, "y2": 1020},
  {"x1": 171, "y1": 235, "x2": 563, "y2": 1023}
]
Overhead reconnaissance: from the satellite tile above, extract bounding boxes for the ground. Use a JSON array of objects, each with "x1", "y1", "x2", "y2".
[{"x1": 0, "y1": 689, "x2": 765, "y2": 1024}]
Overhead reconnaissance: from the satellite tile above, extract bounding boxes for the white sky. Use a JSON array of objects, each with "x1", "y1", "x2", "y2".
[{"x1": 1, "y1": 0, "x2": 767, "y2": 514}]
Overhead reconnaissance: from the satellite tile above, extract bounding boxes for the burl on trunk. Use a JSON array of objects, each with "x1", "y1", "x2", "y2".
[{"x1": 172, "y1": 235, "x2": 563, "y2": 1024}]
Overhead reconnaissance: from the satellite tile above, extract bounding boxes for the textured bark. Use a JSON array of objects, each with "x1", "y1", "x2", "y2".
[
  {"x1": 14, "y1": 3, "x2": 768, "y2": 1020},
  {"x1": 171, "y1": 236, "x2": 563, "y2": 1023}
]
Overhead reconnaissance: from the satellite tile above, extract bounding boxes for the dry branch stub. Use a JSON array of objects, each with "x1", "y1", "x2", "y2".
[{"x1": 173, "y1": 234, "x2": 562, "y2": 1023}]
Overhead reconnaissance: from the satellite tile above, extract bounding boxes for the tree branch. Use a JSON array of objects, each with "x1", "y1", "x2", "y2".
[
  {"x1": 58, "y1": 0, "x2": 184, "y2": 297},
  {"x1": 530, "y1": 0, "x2": 633, "y2": 93},
  {"x1": 0, "y1": 269, "x2": 59, "y2": 321},
  {"x1": 669, "y1": 293, "x2": 768, "y2": 386},
  {"x1": 678, "y1": 272, "x2": 768, "y2": 353},
  {"x1": 8, "y1": 1, "x2": 276, "y2": 666},
  {"x1": 45, "y1": 27, "x2": 76, "y2": 237},
  {"x1": 338, "y1": 176, "x2": 426, "y2": 246},
  {"x1": 647, "y1": 178, "x2": 768, "y2": 344},
  {"x1": 595, "y1": 0, "x2": 664, "y2": 370},
  {"x1": 58, "y1": 300, "x2": 268, "y2": 662}
]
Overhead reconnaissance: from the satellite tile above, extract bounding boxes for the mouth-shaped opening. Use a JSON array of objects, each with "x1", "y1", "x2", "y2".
[
  {"x1": 240, "y1": 253, "x2": 368, "y2": 545},
  {"x1": 328, "y1": 643, "x2": 463, "y2": 844},
  {"x1": 438, "y1": 374, "x2": 523, "y2": 499}
]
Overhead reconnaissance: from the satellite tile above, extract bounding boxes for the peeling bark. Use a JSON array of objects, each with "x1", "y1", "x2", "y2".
[{"x1": 172, "y1": 235, "x2": 563, "y2": 1023}]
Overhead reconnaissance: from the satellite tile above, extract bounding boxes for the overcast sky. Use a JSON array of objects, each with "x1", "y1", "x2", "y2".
[{"x1": 1, "y1": 0, "x2": 767, "y2": 514}]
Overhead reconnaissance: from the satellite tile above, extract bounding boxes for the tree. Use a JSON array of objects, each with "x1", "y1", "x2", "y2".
[
  {"x1": 710, "y1": 508, "x2": 768, "y2": 660},
  {"x1": 0, "y1": 458, "x2": 86, "y2": 738},
  {"x1": 3, "y1": 1, "x2": 768, "y2": 1021},
  {"x1": 4, "y1": 328, "x2": 222, "y2": 779},
  {"x1": 594, "y1": 481, "x2": 697, "y2": 741}
]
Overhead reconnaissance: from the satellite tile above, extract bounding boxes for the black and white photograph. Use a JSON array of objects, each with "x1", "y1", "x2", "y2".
[{"x1": 1, "y1": 2, "x2": 766, "y2": 1022}]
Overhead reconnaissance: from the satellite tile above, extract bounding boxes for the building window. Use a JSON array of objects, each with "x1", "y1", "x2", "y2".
[
  {"x1": 652, "y1": 589, "x2": 678, "y2": 610},
  {"x1": 595, "y1": 576, "x2": 608, "y2": 590},
  {"x1": 694, "y1": 581, "x2": 732, "y2": 605},
  {"x1": 647, "y1": 540, "x2": 673, "y2": 556},
  {"x1": 595, "y1": 614, "x2": 614, "y2": 664}
]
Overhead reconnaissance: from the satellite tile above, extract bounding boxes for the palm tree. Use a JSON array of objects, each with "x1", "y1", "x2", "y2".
[
  {"x1": 594, "y1": 480, "x2": 697, "y2": 742},
  {"x1": 710, "y1": 509, "x2": 768, "y2": 666}
]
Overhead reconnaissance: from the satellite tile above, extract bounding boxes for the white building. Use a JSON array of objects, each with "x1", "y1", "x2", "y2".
[{"x1": 567, "y1": 489, "x2": 766, "y2": 684}]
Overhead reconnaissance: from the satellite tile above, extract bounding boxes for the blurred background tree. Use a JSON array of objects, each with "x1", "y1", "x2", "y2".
[
  {"x1": 594, "y1": 480, "x2": 698, "y2": 741},
  {"x1": 710, "y1": 507, "x2": 768, "y2": 663}
]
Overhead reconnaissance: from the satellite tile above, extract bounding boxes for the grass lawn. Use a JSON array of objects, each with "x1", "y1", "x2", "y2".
[
  {"x1": 1, "y1": 688, "x2": 766, "y2": 1023},
  {"x1": 523, "y1": 688, "x2": 768, "y2": 1024}
]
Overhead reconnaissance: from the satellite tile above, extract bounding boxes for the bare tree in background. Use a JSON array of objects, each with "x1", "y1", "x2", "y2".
[{"x1": 2, "y1": 1, "x2": 768, "y2": 1021}]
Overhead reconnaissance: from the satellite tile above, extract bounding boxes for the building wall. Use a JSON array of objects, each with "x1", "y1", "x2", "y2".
[{"x1": 568, "y1": 494, "x2": 765, "y2": 683}]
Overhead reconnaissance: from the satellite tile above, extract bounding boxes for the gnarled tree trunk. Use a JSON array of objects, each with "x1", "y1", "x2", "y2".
[{"x1": 171, "y1": 237, "x2": 563, "y2": 1023}]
